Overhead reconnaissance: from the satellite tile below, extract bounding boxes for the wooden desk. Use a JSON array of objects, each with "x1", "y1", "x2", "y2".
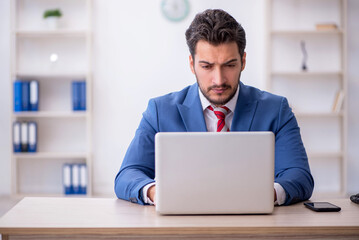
[{"x1": 0, "y1": 197, "x2": 358, "y2": 240}]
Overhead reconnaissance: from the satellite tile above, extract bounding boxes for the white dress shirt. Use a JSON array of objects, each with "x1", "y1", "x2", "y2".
[{"x1": 142, "y1": 84, "x2": 286, "y2": 205}]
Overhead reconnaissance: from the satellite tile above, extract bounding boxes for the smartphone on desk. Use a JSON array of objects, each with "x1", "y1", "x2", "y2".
[{"x1": 304, "y1": 202, "x2": 341, "y2": 212}]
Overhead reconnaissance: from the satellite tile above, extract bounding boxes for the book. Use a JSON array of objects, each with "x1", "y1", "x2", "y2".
[
  {"x1": 14, "y1": 81, "x2": 23, "y2": 112},
  {"x1": 315, "y1": 23, "x2": 338, "y2": 31},
  {"x1": 332, "y1": 90, "x2": 344, "y2": 113}
]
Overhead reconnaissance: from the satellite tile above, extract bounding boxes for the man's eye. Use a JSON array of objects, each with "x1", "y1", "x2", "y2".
[
  {"x1": 226, "y1": 64, "x2": 236, "y2": 68},
  {"x1": 201, "y1": 65, "x2": 211, "y2": 69}
]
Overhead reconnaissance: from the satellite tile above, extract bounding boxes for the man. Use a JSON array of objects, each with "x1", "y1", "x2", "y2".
[{"x1": 114, "y1": 9, "x2": 314, "y2": 206}]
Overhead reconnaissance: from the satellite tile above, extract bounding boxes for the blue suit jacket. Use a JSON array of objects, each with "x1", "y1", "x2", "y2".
[{"x1": 114, "y1": 82, "x2": 314, "y2": 205}]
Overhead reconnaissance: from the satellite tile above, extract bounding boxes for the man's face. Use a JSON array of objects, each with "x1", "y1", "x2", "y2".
[{"x1": 189, "y1": 40, "x2": 246, "y2": 106}]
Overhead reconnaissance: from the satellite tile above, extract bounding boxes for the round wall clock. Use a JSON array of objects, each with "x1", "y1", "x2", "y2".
[{"x1": 161, "y1": 0, "x2": 190, "y2": 22}]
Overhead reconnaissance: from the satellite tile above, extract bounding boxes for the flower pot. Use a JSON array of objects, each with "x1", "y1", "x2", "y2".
[{"x1": 45, "y1": 16, "x2": 60, "y2": 30}]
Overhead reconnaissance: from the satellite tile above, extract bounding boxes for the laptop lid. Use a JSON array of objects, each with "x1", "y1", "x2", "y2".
[{"x1": 155, "y1": 132, "x2": 274, "y2": 215}]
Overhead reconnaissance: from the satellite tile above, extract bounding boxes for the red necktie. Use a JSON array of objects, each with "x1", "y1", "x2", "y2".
[{"x1": 208, "y1": 106, "x2": 230, "y2": 132}]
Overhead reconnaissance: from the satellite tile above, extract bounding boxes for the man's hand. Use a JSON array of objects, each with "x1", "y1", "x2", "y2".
[{"x1": 148, "y1": 185, "x2": 156, "y2": 205}]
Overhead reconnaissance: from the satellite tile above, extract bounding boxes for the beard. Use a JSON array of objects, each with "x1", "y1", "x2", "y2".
[{"x1": 196, "y1": 72, "x2": 241, "y2": 106}]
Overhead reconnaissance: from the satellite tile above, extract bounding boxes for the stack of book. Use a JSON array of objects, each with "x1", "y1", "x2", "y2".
[
  {"x1": 13, "y1": 80, "x2": 39, "y2": 111},
  {"x1": 13, "y1": 121, "x2": 37, "y2": 152},
  {"x1": 63, "y1": 163, "x2": 87, "y2": 195},
  {"x1": 72, "y1": 81, "x2": 86, "y2": 111}
]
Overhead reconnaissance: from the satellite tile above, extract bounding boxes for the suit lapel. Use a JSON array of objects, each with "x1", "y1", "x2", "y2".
[
  {"x1": 177, "y1": 83, "x2": 207, "y2": 132},
  {"x1": 231, "y1": 82, "x2": 258, "y2": 131}
]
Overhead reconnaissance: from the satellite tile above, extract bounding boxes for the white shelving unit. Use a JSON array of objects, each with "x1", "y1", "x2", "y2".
[
  {"x1": 10, "y1": 0, "x2": 93, "y2": 196},
  {"x1": 266, "y1": 0, "x2": 347, "y2": 195}
]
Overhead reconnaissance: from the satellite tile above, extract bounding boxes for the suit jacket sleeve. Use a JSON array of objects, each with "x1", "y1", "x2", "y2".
[
  {"x1": 274, "y1": 97, "x2": 314, "y2": 205},
  {"x1": 114, "y1": 99, "x2": 158, "y2": 205}
]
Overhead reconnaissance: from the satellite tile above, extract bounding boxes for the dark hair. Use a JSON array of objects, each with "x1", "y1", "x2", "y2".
[{"x1": 185, "y1": 9, "x2": 246, "y2": 59}]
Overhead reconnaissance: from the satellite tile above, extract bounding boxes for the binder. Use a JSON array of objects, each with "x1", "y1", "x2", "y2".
[
  {"x1": 63, "y1": 164, "x2": 72, "y2": 195},
  {"x1": 28, "y1": 122, "x2": 37, "y2": 152},
  {"x1": 79, "y1": 81, "x2": 86, "y2": 111},
  {"x1": 20, "y1": 122, "x2": 28, "y2": 152},
  {"x1": 21, "y1": 81, "x2": 30, "y2": 111},
  {"x1": 29, "y1": 80, "x2": 39, "y2": 111},
  {"x1": 14, "y1": 81, "x2": 23, "y2": 112},
  {"x1": 72, "y1": 81, "x2": 80, "y2": 111},
  {"x1": 13, "y1": 121, "x2": 21, "y2": 152},
  {"x1": 71, "y1": 164, "x2": 80, "y2": 194},
  {"x1": 80, "y1": 164, "x2": 87, "y2": 194}
]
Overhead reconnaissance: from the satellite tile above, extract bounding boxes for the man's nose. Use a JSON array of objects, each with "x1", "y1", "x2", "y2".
[{"x1": 212, "y1": 68, "x2": 226, "y2": 86}]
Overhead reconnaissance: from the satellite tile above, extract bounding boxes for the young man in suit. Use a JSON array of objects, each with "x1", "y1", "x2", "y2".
[{"x1": 114, "y1": 9, "x2": 314, "y2": 206}]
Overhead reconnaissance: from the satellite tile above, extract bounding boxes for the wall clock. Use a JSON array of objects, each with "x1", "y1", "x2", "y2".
[{"x1": 161, "y1": 0, "x2": 190, "y2": 22}]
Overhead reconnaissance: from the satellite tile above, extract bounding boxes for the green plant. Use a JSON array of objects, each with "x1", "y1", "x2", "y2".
[{"x1": 43, "y1": 9, "x2": 62, "y2": 18}]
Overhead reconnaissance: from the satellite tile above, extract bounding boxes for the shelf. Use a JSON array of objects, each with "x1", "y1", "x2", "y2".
[
  {"x1": 271, "y1": 72, "x2": 343, "y2": 77},
  {"x1": 271, "y1": 29, "x2": 343, "y2": 35},
  {"x1": 15, "y1": 72, "x2": 88, "y2": 79},
  {"x1": 307, "y1": 152, "x2": 344, "y2": 159},
  {"x1": 294, "y1": 112, "x2": 343, "y2": 118},
  {"x1": 13, "y1": 152, "x2": 88, "y2": 159},
  {"x1": 15, "y1": 29, "x2": 90, "y2": 38},
  {"x1": 13, "y1": 111, "x2": 88, "y2": 118}
]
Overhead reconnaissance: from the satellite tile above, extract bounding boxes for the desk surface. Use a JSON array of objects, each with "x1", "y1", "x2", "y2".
[{"x1": 0, "y1": 197, "x2": 358, "y2": 238}]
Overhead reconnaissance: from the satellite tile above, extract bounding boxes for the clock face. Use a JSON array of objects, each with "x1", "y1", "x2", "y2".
[{"x1": 161, "y1": 0, "x2": 190, "y2": 22}]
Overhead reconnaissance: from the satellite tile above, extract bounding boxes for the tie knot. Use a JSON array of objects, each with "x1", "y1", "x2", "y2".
[{"x1": 208, "y1": 106, "x2": 230, "y2": 120}]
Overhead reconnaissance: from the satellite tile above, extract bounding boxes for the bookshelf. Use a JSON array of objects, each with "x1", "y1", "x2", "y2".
[
  {"x1": 266, "y1": 0, "x2": 347, "y2": 195},
  {"x1": 10, "y1": 0, "x2": 93, "y2": 196}
]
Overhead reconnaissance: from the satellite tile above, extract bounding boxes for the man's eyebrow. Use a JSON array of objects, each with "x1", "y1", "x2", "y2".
[
  {"x1": 198, "y1": 59, "x2": 238, "y2": 65},
  {"x1": 224, "y1": 59, "x2": 238, "y2": 64},
  {"x1": 198, "y1": 60, "x2": 213, "y2": 65}
]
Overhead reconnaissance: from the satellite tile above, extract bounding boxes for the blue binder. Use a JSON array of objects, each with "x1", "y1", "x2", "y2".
[
  {"x1": 79, "y1": 81, "x2": 86, "y2": 111},
  {"x1": 63, "y1": 164, "x2": 72, "y2": 195},
  {"x1": 14, "y1": 81, "x2": 23, "y2": 112},
  {"x1": 21, "y1": 81, "x2": 30, "y2": 111},
  {"x1": 79, "y1": 164, "x2": 87, "y2": 194},
  {"x1": 29, "y1": 80, "x2": 39, "y2": 111},
  {"x1": 28, "y1": 122, "x2": 37, "y2": 152},
  {"x1": 13, "y1": 121, "x2": 21, "y2": 152},
  {"x1": 20, "y1": 122, "x2": 28, "y2": 152},
  {"x1": 71, "y1": 164, "x2": 81, "y2": 194},
  {"x1": 72, "y1": 81, "x2": 80, "y2": 111}
]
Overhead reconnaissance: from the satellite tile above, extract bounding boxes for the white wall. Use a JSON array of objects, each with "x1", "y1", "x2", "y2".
[
  {"x1": 91, "y1": 0, "x2": 266, "y2": 195},
  {"x1": 0, "y1": 0, "x2": 358, "y2": 196}
]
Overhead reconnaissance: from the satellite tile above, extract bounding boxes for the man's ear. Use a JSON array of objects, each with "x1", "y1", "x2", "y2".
[
  {"x1": 189, "y1": 55, "x2": 195, "y2": 74},
  {"x1": 241, "y1": 52, "x2": 246, "y2": 71}
]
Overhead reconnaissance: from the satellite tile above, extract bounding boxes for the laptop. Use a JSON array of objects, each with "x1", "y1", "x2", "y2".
[{"x1": 155, "y1": 132, "x2": 275, "y2": 215}]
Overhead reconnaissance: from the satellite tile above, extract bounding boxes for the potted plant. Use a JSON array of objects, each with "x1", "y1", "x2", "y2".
[{"x1": 43, "y1": 9, "x2": 62, "y2": 29}]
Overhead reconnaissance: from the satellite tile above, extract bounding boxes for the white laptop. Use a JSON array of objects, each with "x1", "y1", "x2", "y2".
[{"x1": 155, "y1": 132, "x2": 275, "y2": 215}]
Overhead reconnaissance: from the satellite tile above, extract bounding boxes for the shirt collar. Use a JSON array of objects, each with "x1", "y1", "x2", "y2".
[{"x1": 198, "y1": 83, "x2": 240, "y2": 112}]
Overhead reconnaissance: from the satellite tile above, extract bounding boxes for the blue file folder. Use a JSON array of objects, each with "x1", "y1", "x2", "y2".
[
  {"x1": 28, "y1": 122, "x2": 37, "y2": 152},
  {"x1": 13, "y1": 122, "x2": 21, "y2": 152},
  {"x1": 21, "y1": 81, "x2": 30, "y2": 111},
  {"x1": 20, "y1": 122, "x2": 28, "y2": 152},
  {"x1": 71, "y1": 164, "x2": 81, "y2": 194},
  {"x1": 63, "y1": 164, "x2": 72, "y2": 194},
  {"x1": 14, "y1": 81, "x2": 22, "y2": 112},
  {"x1": 79, "y1": 164, "x2": 87, "y2": 194},
  {"x1": 72, "y1": 82, "x2": 80, "y2": 111},
  {"x1": 29, "y1": 80, "x2": 39, "y2": 111},
  {"x1": 79, "y1": 81, "x2": 86, "y2": 111}
]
